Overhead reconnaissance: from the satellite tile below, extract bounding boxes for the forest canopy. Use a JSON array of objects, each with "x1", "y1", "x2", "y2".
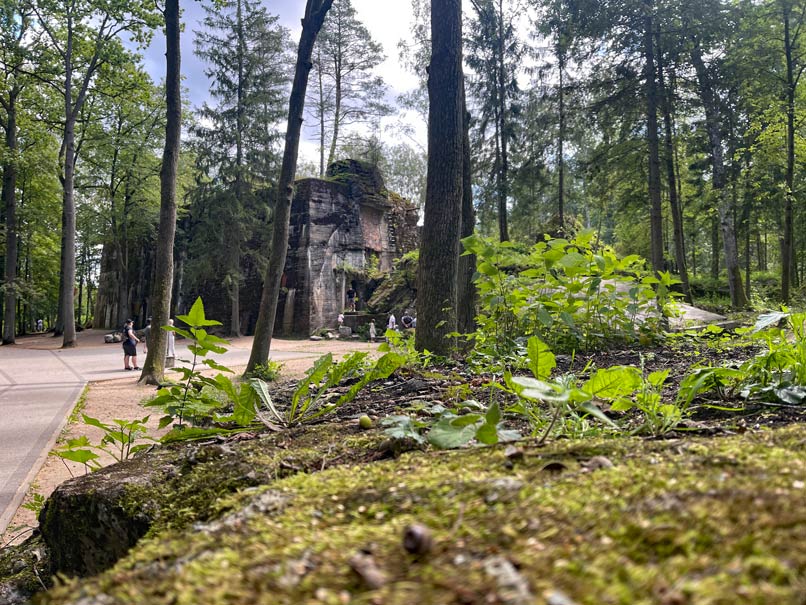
[{"x1": 2, "y1": 0, "x2": 806, "y2": 343}]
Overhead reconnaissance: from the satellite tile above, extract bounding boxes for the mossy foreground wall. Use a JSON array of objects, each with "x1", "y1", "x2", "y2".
[{"x1": 28, "y1": 423, "x2": 805, "y2": 605}]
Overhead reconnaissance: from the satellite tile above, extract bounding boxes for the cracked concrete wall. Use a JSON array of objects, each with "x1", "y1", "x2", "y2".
[{"x1": 275, "y1": 161, "x2": 417, "y2": 337}]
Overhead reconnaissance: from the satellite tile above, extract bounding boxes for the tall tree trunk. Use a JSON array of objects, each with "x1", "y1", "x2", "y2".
[
  {"x1": 246, "y1": 0, "x2": 334, "y2": 373},
  {"x1": 644, "y1": 2, "x2": 664, "y2": 273},
  {"x1": 656, "y1": 31, "x2": 692, "y2": 303},
  {"x1": 61, "y1": 107, "x2": 78, "y2": 347},
  {"x1": 327, "y1": 59, "x2": 342, "y2": 168},
  {"x1": 782, "y1": 4, "x2": 796, "y2": 302},
  {"x1": 2, "y1": 89, "x2": 18, "y2": 344},
  {"x1": 316, "y1": 46, "x2": 326, "y2": 176},
  {"x1": 140, "y1": 0, "x2": 181, "y2": 384},
  {"x1": 710, "y1": 214, "x2": 720, "y2": 280},
  {"x1": 458, "y1": 84, "x2": 476, "y2": 335},
  {"x1": 416, "y1": 0, "x2": 463, "y2": 355},
  {"x1": 229, "y1": 0, "x2": 246, "y2": 338},
  {"x1": 496, "y1": 0, "x2": 509, "y2": 242},
  {"x1": 690, "y1": 41, "x2": 747, "y2": 308},
  {"x1": 557, "y1": 47, "x2": 565, "y2": 233}
]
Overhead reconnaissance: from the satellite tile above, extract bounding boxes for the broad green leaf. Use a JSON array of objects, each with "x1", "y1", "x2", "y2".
[
  {"x1": 232, "y1": 385, "x2": 256, "y2": 426},
  {"x1": 609, "y1": 397, "x2": 634, "y2": 412},
  {"x1": 526, "y1": 336, "x2": 556, "y2": 380},
  {"x1": 774, "y1": 385, "x2": 806, "y2": 404},
  {"x1": 381, "y1": 415, "x2": 426, "y2": 444},
  {"x1": 54, "y1": 448, "x2": 100, "y2": 465},
  {"x1": 510, "y1": 376, "x2": 570, "y2": 404},
  {"x1": 204, "y1": 359, "x2": 233, "y2": 373},
  {"x1": 427, "y1": 416, "x2": 479, "y2": 449},
  {"x1": 582, "y1": 366, "x2": 642, "y2": 400},
  {"x1": 648, "y1": 370, "x2": 670, "y2": 389},
  {"x1": 449, "y1": 413, "x2": 483, "y2": 428},
  {"x1": 81, "y1": 415, "x2": 108, "y2": 431},
  {"x1": 179, "y1": 297, "x2": 223, "y2": 328},
  {"x1": 475, "y1": 422, "x2": 499, "y2": 445},
  {"x1": 485, "y1": 400, "x2": 502, "y2": 425}
]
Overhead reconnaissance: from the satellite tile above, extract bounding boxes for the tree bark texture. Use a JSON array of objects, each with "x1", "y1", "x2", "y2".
[
  {"x1": 643, "y1": 3, "x2": 664, "y2": 274},
  {"x1": 690, "y1": 41, "x2": 747, "y2": 308},
  {"x1": 140, "y1": 0, "x2": 181, "y2": 384},
  {"x1": 557, "y1": 47, "x2": 565, "y2": 232},
  {"x1": 656, "y1": 31, "x2": 692, "y2": 303},
  {"x1": 495, "y1": 0, "x2": 509, "y2": 242},
  {"x1": 61, "y1": 65, "x2": 78, "y2": 348},
  {"x1": 457, "y1": 85, "x2": 476, "y2": 336},
  {"x1": 782, "y1": 4, "x2": 796, "y2": 302},
  {"x1": 415, "y1": 0, "x2": 464, "y2": 355},
  {"x1": 246, "y1": 0, "x2": 334, "y2": 373},
  {"x1": 2, "y1": 89, "x2": 18, "y2": 344}
]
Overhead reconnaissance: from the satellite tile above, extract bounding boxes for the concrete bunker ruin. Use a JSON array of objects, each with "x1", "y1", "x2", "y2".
[{"x1": 275, "y1": 159, "x2": 418, "y2": 337}]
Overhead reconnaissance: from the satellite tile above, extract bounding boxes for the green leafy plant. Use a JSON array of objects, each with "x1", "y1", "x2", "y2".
[
  {"x1": 145, "y1": 297, "x2": 235, "y2": 429},
  {"x1": 246, "y1": 360, "x2": 284, "y2": 382},
  {"x1": 677, "y1": 310, "x2": 806, "y2": 408},
  {"x1": 380, "y1": 329, "x2": 433, "y2": 368},
  {"x1": 426, "y1": 400, "x2": 520, "y2": 449},
  {"x1": 52, "y1": 414, "x2": 155, "y2": 474},
  {"x1": 252, "y1": 351, "x2": 405, "y2": 428},
  {"x1": 609, "y1": 362, "x2": 682, "y2": 436},
  {"x1": 463, "y1": 230, "x2": 680, "y2": 358},
  {"x1": 381, "y1": 399, "x2": 520, "y2": 450},
  {"x1": 21, "y1": 493, "x2": 46, "y2": 514}
]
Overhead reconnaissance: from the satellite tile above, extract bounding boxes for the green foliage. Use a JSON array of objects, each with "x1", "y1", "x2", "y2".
[
  {"x1": 145, "y1": 297, "x2": 236, "y2": 430},
  {"x1": 426, "y1": 400, "x2": 520, "y2": 449},
  {"x1": 608, "y1": 364, "x2": 681, "y2": 436},
  {"x1": 253, "y1": 351, "x2": 406, "y2": 428},
  {"x1": 20, "y1": 493, "x2": 46, "y2": 515},
  {"x1": 381, "y1": 399, "x2": 520, "y2": 450},
  {"x1": 678, "y1": 310, "x2": 806, "y2": 408},
  {"x1": 379, "y1": 329, "x2": 433, "y2": 368},
  {"x1": 246, "y1": 360, "x2": 284, "y2": 383},
  {"x1": 463, "y1": 230, "x2": 679, "y2": 361},
  {"x1": 501, "y1": 337, "x2": 684, "y2": 441},
  {"x1": 52, "y1": 415, "x2": 155, "y2": 474}
]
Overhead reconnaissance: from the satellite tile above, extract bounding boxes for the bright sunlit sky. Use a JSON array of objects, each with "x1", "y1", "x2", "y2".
[{"x1": 141, "y1": 0, "x2": 432, "y2": 166}]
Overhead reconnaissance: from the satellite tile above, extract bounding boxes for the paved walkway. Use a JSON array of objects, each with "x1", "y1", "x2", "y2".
[{"x1": 0, "y1": 331, "x2": 322, "y2": 535}]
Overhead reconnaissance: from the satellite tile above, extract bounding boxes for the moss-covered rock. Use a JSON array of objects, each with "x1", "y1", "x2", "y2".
[
  {"x1": 0, "y1": 534, "x2": 49, "y2": 605},
  {"x1": 13, "y1": 423, "x2": 383, "y2": 588},
  {"x1": 35, "y1": 424, "x2": 806, "y2": 605}
]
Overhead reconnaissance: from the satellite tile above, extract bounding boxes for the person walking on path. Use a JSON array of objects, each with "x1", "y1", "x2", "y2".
[
  {"x1": 369, "y1": 320, "x2": 376, "y2": 342},
  {"x1": 166, "y1": 318, "x2": 176, "y2": 367},
  {"x1": 387, "y1": 314, "x2": 396, "y2": 331},
  {"x1": 122, "y1": 319, "x2": 140, "y2": 370},
  {"x1": 142, "y1": 318, "x2": 152, "y2": 354}
]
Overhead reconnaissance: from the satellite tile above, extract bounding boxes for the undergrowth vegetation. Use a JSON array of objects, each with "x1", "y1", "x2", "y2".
[{"x1": 56, "y1": 239, "x2": 806, "y2": 463}]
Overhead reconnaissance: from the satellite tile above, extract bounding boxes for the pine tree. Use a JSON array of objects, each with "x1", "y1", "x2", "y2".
[
  {"x1": 191, "y1": 0, "x2": 291, "y2": 336},
  {"x1": 308, "y1": 0, "x2": 389, "y2": 176}
]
